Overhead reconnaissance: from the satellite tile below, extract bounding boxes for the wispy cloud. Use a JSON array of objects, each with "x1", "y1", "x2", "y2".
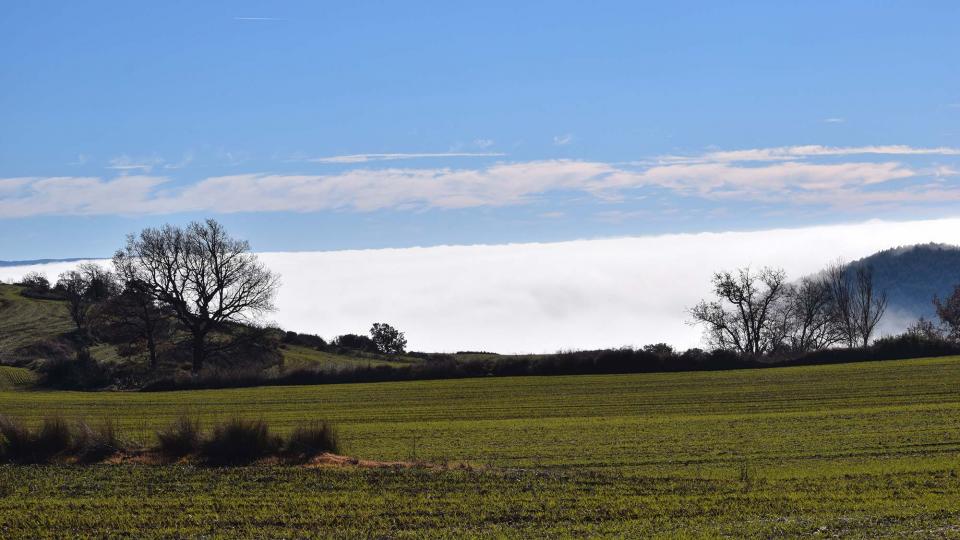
[
  {"x1": 68, "y1": 154, "x2": 89, "y2": 166},
  {"x1": 4, "y1": 143, "x2": 959, "y2": 218},
  {"x1": 306, "y1": 152, "x2": 506, "y2": 164},
  {"x1": 106, "y1": 155, "x2": 164, "y2": 172},
  {"x1": 654, "y1": 145, "x2": 960, "y2": 164},
  {"x1": 473, "y1": 139, "x2": 495, "y2": 149},
  {"x1": 823, "y1": 117, "x2": 845, "y2": 123},
  {"x1": 553, "y1": 134, "x2": 574, "y2": 146}
]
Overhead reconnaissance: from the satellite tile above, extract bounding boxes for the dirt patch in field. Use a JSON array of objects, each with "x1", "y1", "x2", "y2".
[
  {"x1": 93, "y1": 450, "x2": 477, "y2": 470},
  {"x1": 302, "y1": 453, "x2": 479, "y2": 471}
]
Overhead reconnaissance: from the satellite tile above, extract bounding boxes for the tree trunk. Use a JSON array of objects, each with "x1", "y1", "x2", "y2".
[
  {"x1": 146, "y1": 333, "x2": 157, "y2": 370},
  {"x1": 191, "y1": 331, "x2": 206, "y2": 375}
]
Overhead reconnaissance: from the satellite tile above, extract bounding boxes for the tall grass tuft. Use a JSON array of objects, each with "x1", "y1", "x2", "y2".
[
  {"x1": 0, "y1": 415, "x2": 32, "y2": 462},
  {"x1": 155, "y1": 415, "x2": 202, "y2": 460},
  {"x1": 285, "y1": 420, "x2": 340, "y2": 459},
  {"x1": 73, "y1": 419, "x2": 120, "y2": 463},
  {"x1": 201, "y1": 418, "x2": 281, "y2": 465},
  {"x1": 0, "y1": 415, "x2": 73, "y2": 463}
]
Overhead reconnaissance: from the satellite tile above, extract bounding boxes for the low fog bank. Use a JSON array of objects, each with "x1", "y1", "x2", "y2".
[{"x1": 3, "y1": 217, "x2": 960, "y2": 353}]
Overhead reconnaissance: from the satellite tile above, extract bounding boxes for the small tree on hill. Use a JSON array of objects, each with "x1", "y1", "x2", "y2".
[{"x1": 370, "y1": 323, "x2": 407, "y2": 354}]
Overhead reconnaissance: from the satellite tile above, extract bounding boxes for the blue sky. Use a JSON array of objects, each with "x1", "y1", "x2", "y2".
[{"x1": 2, "y1": 1, "x2": 959, "y2": 259}]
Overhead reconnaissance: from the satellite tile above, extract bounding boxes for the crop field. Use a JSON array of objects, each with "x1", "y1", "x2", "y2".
[{"x1": 1, "y1": 356, "x2": 959, "y2": 537}]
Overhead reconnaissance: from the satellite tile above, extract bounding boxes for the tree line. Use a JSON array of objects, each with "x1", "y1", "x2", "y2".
[{"x1": 689, "y1": 262, "x2": 889, "y2": 359}]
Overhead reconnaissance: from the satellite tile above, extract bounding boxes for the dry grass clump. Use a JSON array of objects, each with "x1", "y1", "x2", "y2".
[
  {"x1": 155, "y1": 415, "x2": 202, "y2": 460},
  {"x1": 284, "y1": 420, "x2": 340, "y2": 460},
  {"x1": 201, "y1": 418, "x2": 282, "y2": 465}
]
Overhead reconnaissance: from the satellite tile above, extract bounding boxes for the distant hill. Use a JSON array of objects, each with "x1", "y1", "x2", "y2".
[{"x1": 849, "y1": 243, "x2": 960, "y2": 325}]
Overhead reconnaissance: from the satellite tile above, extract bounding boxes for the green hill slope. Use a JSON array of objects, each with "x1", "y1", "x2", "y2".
[
  {"x1": 0, "y1": 283, "x2": 414, "y2": 381},
  {"x1": 0, "y1": 284, "x2": 74, "y2": 364}
]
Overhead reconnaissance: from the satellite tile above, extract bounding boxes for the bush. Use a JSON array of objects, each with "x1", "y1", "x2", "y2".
[
  {"x1": 201, "y1": 418, "x2": 281, "y2": 465},
  {"x1": 16, "y1": 271, "x2": 50, "y2": 292},
  {"x1": 333, "y1": 333, "x2": 378, "y2": 353},
  {"x1": 73, "y1": 419, "x2": 119, "y2": 463},
  {"x1": 39, "y1": 353, "x2": 113, "y2": 390},
  {"x1": 285, "y1": 420, "x2": 340, "y2": 459},
  {"x1": 156, "y1": 415, "x2": 202, "y2": 459}
]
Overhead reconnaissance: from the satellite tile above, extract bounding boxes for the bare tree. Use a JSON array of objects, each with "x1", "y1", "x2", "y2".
[
  {"x1": 115, "y1": 219, "x2": 280, "y2": 374},
  {"x1": 785, "y1": 276, "x2": 841, "y2": 352},
  {"x1": 56, "y1": 263, "x2": 118, "y2": 330},
  {"x1": 689, "y1": 267, "x2": 789, "y2": 358},
  {"x1": 851, "y1": 265, "x2": 887, "y2": 347},
  {"x1": 933, "y1": 284, "x2": 960, "y2": 341},
  {"x1": 96, "y1": 281, "x2": 172, "y2": 370},
  {"x1": 824, "y1": 261, "x2": 856, "y2": 347}
]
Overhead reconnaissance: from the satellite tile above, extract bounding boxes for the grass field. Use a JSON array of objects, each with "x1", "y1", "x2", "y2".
[
  {"x1": 1, "y1": 356, "x2": 959, "y2": 537},
  {"x1": 0, "y1": 285, "x2": 73, "y2": 362}
]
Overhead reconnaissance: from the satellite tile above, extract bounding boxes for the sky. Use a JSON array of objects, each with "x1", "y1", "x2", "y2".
[
  {"x1": 2, "y1": 1, "x2": 959, "y2": 260},
  {"x1": 4, "y1": 217, "x2": 960, "y2": 352}
]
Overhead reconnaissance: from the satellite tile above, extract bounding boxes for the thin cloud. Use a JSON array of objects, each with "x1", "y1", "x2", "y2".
[
  {"x1": 307, "y1": 152, "x2": 506, "y2": 164},
  {"x1": 3, "y1": 143, "x2": 959, "y2": 217},
  {"x1": 823, "y1": 117, "x2": 845, "y2": 123},
  {"x1": 106, "y1": 155, "x2": 164, "y2": 172},
  {"x1": 473, "y1": 139, "x2": 495, "y2": 149},
  {"x1": 553, "y1": 134, "x2": 574, "y2": 146},
  {"x1": 656, "y1": 145, "x2": 960, "y2": 164}
]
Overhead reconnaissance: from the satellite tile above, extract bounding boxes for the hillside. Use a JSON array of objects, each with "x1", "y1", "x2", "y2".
[
  {"x1": 0, "y1": 283, "x2": 418, "y2": 380},
  {"x1": 849, "y1": 243, "x2": 960, "y2": 322}
]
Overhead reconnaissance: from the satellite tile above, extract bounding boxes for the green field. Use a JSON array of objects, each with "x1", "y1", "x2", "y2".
[{"x1": 1, "y1": 356, "x2": 959, "y2": 537}]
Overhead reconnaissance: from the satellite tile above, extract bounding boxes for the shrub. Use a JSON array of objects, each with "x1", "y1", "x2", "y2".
[
  {"x1": 39, "y1": 354, "x2": 112, "y2": 390},
  {"x1": 201, "y1": 418, "x2": 281, "y2": 465},
  {"x1": 333, "y1": 333, "x2": 377, "y2": 352},
  {"x1": 156, "y1": 415, "x2": 202, "y2": 459},
  {"x1": 16, "y1": 271, "x2": 50, "y2": 292},
  {"x1": 285, "y1": 420, "x2": 340, "y2": 459},
  {"x1": 73, "y1": 419, "x2": 120, "y2": 463}
]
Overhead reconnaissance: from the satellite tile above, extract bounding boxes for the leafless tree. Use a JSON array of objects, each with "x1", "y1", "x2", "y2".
[
  {"x1": 56, "y1": 263, "x2": 118, "y2": 330},
  {"x1": 933, "y1": 284, "x2": 960, "y2": 341},
  {"x1": 96, "y1": 283, "x2": 172, "y2": 370},
  {"x1": 785, "y1": 276, "x2": 841, "y2": 352},
  {"x1": 824, "y1": 261, "x2": 856, "y2": 347},
  {"x1": 824, "y1": 261, "x2": 887, "y2": 347},
  {"x1": 851, "y1": 265, "x2": 887, "y2": 347},
  {"x1": 689, "y1": 267, "x2": 789, "y2": 358},
  {"x1": 115, "y1": 219, "x2": 280, "y2": 374}
]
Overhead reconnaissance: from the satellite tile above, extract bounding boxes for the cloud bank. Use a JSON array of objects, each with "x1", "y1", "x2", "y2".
[
  {"x1": 3, "y1": 217, "x2": 960, "y2": 353},
  {"x1": 2, "y1": 143, "x2": 959, "y2": 217}
]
